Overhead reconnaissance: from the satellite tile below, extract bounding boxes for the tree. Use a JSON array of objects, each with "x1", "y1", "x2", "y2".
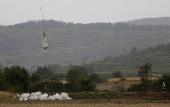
[
  {"x1": 50, "y1": 77, "x2": 58, "y2": 81},
  {"x1": 112, "y1": 70, "x2": 122, "y2": 78},
  {"x1": 30, "y1": 72, "x2": 42, "y2": 83},
  {"x1": 36, "y1": 66, "x2": 54, "y2": 79},
  {"x1": 55, "y1": 73, "x2": 66, "y2": 78},
  {"x1": 82, "y1": 62, "x2": 85, "y2": 65},
  {"x1": 0, "y1": 63, "x2": 4, "y2": 72},
  {"x1": 66, "y1": 22, "x2": 73, "y2": 28},
  {"x1": 29, "y1": 64, "x2": 39, "y2": 71},
  {"x1": 90, "y1": 73, "x2": 102, "y2": 83},
  {"x1": 80, "y1": 75, "x2": 96, "y2": 92},
  {"x1": 130, "y1": 47, "x2": 137, "y2": 53},
  {"x1": 90, "y1": 73, "x2": 99, "y2": 81},
  {"x1": 48, "y1": 64, "x2": 60, "y2": 72},
  {"x1": 0, "y1": 70, "x2": 6, "y2": 90},
  {"x1": 70, "y1": 66, "x2": 88, "y2": 77},
  {"x1": 66, "y1": 68, "x2": 96, "y2": 92},
  {"x1": 137, "y1": 63, "x2": 152, "y2": 92},
  {"x1": 84, "y1": 65, "x2": 95, "y2": 74},
  {"x1": 138, "y1": 63, "x2": 152, "y2": 83},
  {"x1": 66, "y1": 68, "x2": 80, "y2": 92},
  {"x1": 4, "y1": 66, "x2": 30, "y2": 92}
]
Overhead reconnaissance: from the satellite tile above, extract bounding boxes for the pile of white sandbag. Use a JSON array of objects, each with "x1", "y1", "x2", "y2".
[{"x1": 19, "y1": 91, "x2": 71, "y2": 101}]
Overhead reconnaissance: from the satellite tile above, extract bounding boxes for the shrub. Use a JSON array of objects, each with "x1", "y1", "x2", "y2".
[
  {"x1": 112, "y1": 70, "x2": 122, "y2": 78},
  {"x1": 120, "y1": 77, "x2": 127, "y2": 81},
  {"x1": 27, "y1": 80, "x2": 65, "y2": 92},
  {"x1": 66, "y1": 68, "x2": 96, "y2": 92}
]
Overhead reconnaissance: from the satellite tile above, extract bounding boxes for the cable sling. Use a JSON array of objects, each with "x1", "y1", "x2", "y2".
[{"x1": 40, "y1": 0, "x2": 48, "y2": 49}]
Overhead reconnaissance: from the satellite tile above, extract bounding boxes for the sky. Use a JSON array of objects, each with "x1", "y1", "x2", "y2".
[{"x1": 0, "y1": 0, "x2": 170, "y2": 25}]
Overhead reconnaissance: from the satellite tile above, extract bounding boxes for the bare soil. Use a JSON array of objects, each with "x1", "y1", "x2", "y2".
[
  {"x1": 96, "y1": 83, "x2": 131, "y2": 90},
  {"x1": 107, "y1": 77, "x2": 158, "y2": 84}
]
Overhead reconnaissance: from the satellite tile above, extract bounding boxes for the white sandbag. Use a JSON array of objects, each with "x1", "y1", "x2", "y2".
[
  {"x1": 39, "y1": 94, "x2": 48, "y2": 100},
  {"x1": 60, "y1": 92, "x2": 71, "y2": 100},
  {"x1": 34, "y1": 91, "x2": 42, "y2": 96},
  {"x1": 42, "y1": 93, "x2": 48, "y2": 100},
  {"x1": 53, "y1": 93, "x2": 61, "y2": 100},
  {"x1": 60, "y1": 92, "x2": 68, "y2": 99},
  {"x1": 19, "y1": 92, "x2": 71, "y2": 101},
  {"x1": 42, "y1": 37, "x2": 48, "y2": 49},
  {"x1": 28, "y1": 92, "x2": 40, "y2": 100},
  {"x1": 29, "y1": 95, "x2": 39, "y2": 100},
  {"x1": 48, "y1": 95, "x2": 55, "y2": 100},
  {"x1": 65, "y1": 97, "x2": 72, "y2": 100},
  {"x1": 20, "y1": 93, "x2": 30, "y2": 101}
]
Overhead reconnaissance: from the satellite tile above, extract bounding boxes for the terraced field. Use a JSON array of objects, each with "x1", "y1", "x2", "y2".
[{"x1": 90, "y1": 44, "x2": 170, "y2": 77}]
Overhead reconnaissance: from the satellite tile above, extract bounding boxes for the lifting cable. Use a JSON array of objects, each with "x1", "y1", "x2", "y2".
[
  {"x1": 40, "y1": 0, "x2": 48, "y2": 50},
  {"x1": 40, "y1": 0, "x2": 45, "y2": 36}
]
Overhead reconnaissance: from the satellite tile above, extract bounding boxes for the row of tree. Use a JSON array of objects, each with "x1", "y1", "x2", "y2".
[
  {"x1": 0, "y1": 62, "x2": 170, "y2": 92},
  {"x1": 3, "y1": 20, "x2": 170, "y2": 32},
  {"x1": 0, "y1": 65, "x2": 98, "y2": 93},
  {"x1": 32, "y1": 64, "x2": 95, "y2": 79}
]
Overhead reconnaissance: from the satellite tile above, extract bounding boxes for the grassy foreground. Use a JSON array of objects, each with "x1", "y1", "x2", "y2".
[
  {"x1": 1, "y1": 91, "x2": 170, "y2": 107},
  {"x1": 0, "y1": 103, "x2": 170, "y2": 107}
]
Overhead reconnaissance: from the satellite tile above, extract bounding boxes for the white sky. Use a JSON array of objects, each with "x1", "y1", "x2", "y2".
[{"x1": 0, "y1": 0, "x2": 170, "y2": 25}]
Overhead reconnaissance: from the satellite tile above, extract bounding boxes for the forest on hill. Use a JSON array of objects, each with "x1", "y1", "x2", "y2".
[
  {"x1": 0, "y1": 17, "x2": 170, "y2": 69},
  {"x1": 128, "y1": 17, "x2": 170, "y2": 25}
]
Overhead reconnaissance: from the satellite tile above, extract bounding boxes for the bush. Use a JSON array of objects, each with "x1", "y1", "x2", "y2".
[
  {"x1": 30, "y1": 72, "x2": 42, "y2": 83},
  {"x1": 4, "y1": 66, "x2": 30, "y2": 92},
  {"x1": 80, "y1": 75, "x2": 96, "y2": 92},
  {"x1": 112, "y1": 70, "x2": 122, "y2": 78},
  {"x1": 158, "y1": 74, "x2": 170, "y2": 92},
  {"x1": 27, "y1": 80, "x2": 65, "y2": 92},
  {"x1": 70, "y1": 91, "x2": 127, "y2": 99},
  {"x1": 90, "y1": 73, "x2": 103, "y2": 83},
  {"x1": 0, "y1": 70, "x2": 6, "y2": 91},
  {"x1": 66, "y1": 68, "x2": 96, "y2": 92},
  {"x1": 128, "y1": 75, "x2": 170, "y2": 92},
  {"x1": 120, "y1": 77, "x2": 127, "y2": 81},
  {"x1": 111, "y1": 85, "x2": 125, "y2": 91}
]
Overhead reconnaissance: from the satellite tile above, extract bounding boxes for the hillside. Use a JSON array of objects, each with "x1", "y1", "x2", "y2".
[
  {"x1": 1, "y1": 18, "x2": 170, "y2": 68},
  {"x1": 24, "y1": 43, "x2": 170, "y2": 78},
  {"x1": 89, "y1": 43, "x2": 170, "y2": 77},
  {"x1": 127, "y1": 17, "x2": 170, "y2": 25}
]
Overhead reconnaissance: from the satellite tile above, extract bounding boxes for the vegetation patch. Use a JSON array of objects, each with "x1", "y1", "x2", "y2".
[{"x1": 0, "y1": 91, "x2": 18, "y2": 101}]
